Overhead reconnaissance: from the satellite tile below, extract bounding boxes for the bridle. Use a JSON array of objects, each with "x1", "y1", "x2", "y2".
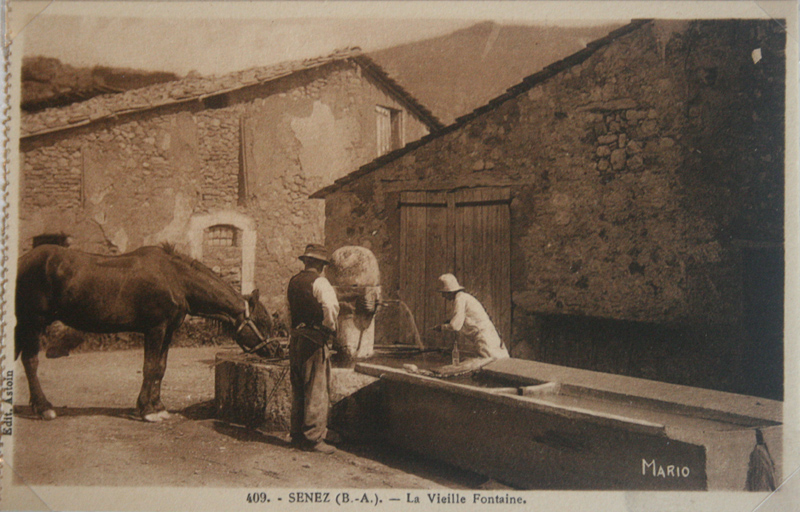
[{"x1": 235, "y1": 300, "x2": 272, "y2": 354}]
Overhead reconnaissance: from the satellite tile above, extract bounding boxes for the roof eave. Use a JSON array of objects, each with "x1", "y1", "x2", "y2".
[
  {"x1": 352, "y1": 54, "x2": 444, "y2": 131},
  {"x1": 22, "y1": 47, "x2": 442, "y2": 140}
]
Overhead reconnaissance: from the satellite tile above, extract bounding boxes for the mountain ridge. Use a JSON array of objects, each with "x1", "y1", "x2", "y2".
[{"x1": 369, "y1": 21, "x2": 625, "y2": 124}]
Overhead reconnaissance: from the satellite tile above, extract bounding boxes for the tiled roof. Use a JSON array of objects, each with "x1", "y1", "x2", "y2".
[
  {"x1": 21, "y1": 48, "x2": 443, "y2": 138},
  {"x1": 311, "y1": 20, "x2": 652, "y2": 199}
]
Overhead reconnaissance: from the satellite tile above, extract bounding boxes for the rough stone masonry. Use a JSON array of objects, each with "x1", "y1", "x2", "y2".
[{"x1": 316, "y1": 20, "x2": 785, "y2": 398}]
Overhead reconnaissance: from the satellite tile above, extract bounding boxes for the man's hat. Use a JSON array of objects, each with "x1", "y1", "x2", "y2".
[
  {"x1": 299, "y1": 244, "x2": 330, "y2": 264},
  {"x1": 439, "y1": 274, "x2": 465, "y2": 293}
]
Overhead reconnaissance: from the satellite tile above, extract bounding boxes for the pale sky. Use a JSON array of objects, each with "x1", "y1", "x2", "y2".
[
  {"x1": 23, "y1": 16, "x2": 484, "y2": 75},
  {"x1": 14, "y1": 1, "x2": 637, "y2": 77},
  {"x1": 13, "y1": 1, "x2": 782, "y2": 77}
]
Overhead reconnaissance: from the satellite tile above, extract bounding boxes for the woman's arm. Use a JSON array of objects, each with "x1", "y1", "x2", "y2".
[{"x1": 442, "y1": 293, "x2": 466, "y2": 332}]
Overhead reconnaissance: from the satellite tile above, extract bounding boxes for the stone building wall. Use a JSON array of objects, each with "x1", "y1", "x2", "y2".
[
  {"x1": 321, "y1": 20, "x2": 785, "y2": 397},
  {"x1": 20, "y1": 60, "x2": 431, "y2": 318}
]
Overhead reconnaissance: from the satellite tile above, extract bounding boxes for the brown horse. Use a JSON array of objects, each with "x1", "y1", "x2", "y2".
[{"x1": 15, "y1": 244, "x2": 278, "y2": 422}]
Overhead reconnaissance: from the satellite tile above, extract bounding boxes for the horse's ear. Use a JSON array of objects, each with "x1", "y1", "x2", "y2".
[{"x1": 249, "y1": 289, "x2": 260, "y2": 305}]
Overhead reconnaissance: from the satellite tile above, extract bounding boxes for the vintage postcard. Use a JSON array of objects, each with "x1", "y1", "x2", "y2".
[{"x1": 1, "y1": 1, "x2": 798, "y2": 510}]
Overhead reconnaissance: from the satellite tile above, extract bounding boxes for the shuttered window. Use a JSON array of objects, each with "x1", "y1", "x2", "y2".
[{"x1": 376, "y1": 105, "x2": 403, "y2": 156}]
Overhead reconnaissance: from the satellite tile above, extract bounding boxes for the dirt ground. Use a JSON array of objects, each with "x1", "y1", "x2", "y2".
[{"x1": 11, "y1": 346, "x2": 489, "y2": 489}]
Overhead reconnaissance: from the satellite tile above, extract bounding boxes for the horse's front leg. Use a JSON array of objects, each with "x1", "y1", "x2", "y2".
[
  {"x1": 137, "y1": 315, "x2": 183, "y2": 422},
  {"x1": 137, "y1": 324, "x2": 168, "y2": 422},
  {"x1": 17, "y1": 324, "x2": 56, "y2": 420}
]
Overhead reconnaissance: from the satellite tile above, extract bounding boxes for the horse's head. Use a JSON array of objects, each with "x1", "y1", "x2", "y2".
[{"x1": 234, "y1": 289, "x2": 283, "y2": 358}]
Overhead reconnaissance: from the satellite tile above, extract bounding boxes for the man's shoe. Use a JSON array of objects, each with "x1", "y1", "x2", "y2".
[
  {"x1": 311, "y1": 441, "x2": 336, "y2": 454},
  {"x1": 325, "y1": 430, "x2": 342, "y2": 445}
]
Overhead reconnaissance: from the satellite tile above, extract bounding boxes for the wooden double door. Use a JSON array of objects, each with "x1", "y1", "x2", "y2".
[{"x1": 399, "y1": 188, "x2": 511, "y2": 348}]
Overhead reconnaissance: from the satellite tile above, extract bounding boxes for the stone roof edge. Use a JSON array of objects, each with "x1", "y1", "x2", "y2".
[
  {"x1": 310, "y1": 19, "x2": 653, "y2": 199},
  {"x1": 21, "y1": 48, "x2": 442, "y2": 139}
]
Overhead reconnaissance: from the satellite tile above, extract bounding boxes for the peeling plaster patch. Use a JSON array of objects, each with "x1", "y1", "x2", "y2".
[
  {"x1": 89, "y1": 183, "x2": 114, "y2": 205},
  {"x1": 290, "y1": 100, "x2": 355, "y2": 185},
  {"x1": 110, "y1": 228, "x2": 130, "y2": 253},
  {"x1": 143, "y1": 192, "x2": 195, "y2": 247}
]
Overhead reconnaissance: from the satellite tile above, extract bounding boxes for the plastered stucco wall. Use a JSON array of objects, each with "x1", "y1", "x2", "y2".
[{"x1": 20, "y1": 60, "x2": 431, "y2": 318}]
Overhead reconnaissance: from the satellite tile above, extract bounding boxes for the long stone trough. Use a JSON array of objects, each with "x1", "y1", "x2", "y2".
[
  {"x1": 355, "y1": 358, "x2": 782, "y2": 490},
  {"x1": 215, "y1": 351, "x2": 782, "y2": 490}
]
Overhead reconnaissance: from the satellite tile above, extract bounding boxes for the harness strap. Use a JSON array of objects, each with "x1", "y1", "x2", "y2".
[
  {"x1": 243, "y1": 333, "x2": 271, "y2": 354},
  {"x1": 234, "y1": 300, "x2": 272, "y2": 353},
  {"x1": 235, "y1": 301, "x2": 250, "y2": 334}
]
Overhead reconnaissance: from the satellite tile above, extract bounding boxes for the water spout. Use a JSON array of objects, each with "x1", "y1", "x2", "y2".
[{"x1": 382, "y1": 299, "x2": 425, "y2": 350}]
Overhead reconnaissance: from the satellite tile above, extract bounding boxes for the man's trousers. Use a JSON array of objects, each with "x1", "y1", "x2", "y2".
[{"x1": 289, "y1": 330, "x2": 331, "y2": 445}]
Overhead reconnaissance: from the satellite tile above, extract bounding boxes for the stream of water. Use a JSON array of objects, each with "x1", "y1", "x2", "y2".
[{"x1": 382, "y1": 299, "x2": 425, "y2": 350}]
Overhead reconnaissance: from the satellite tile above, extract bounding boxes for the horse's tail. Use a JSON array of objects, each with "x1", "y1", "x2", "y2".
[
  {"x1": 14, "y1": 325, "x2": 22, "y2": 360},
  {"x1": 15, "y1": 245, "x2": 60, "y2": 360}
]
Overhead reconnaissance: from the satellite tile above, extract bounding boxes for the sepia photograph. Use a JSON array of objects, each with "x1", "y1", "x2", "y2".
[{"x1": 1, "y1": 1, "x2": 798, "y2": 510}]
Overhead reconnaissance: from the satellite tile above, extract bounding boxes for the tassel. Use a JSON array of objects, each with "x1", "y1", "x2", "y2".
[{"x1": 746, "y1": 429, "x2": 777, "y2": 491}]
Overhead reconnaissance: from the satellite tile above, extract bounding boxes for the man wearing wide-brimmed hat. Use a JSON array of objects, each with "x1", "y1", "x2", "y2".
[
  {"x1": 287, "y1": 244, "x2": 340, "y2": 454},
  {"x1": 434, "y1": 273, "x2": 509, "y2": 360}
]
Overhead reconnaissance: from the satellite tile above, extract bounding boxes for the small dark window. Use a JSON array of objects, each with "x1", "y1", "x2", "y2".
[
  {"x1": 205, "y1": 225, "x2": 239, "y2": 247},
  {"x1": 203, "y1": 95, "x2": 229, "y2": 110},
  {"x1": 33, "y1": 233, "x2": 70, "y2": 248}
]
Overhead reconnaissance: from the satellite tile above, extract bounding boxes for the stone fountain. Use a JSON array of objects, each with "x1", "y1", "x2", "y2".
[{"x1": 214, "y1": 246, "x2": 385, "y2": 434}]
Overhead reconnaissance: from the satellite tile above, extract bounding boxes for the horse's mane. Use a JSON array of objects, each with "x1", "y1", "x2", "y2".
[{"x1": 158, "y1": 242, "x2": 241, "y2": 297}]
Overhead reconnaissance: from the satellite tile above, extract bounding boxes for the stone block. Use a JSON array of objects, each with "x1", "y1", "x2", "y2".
[
  {"x1": 628, "y1": 155, "x2": 645, "y2": 170},
  {"x1": 626, "y1": 141, "x2": 643, "y2": 155},
  {"x1": 610, "y1": 149, "x2": 627, "y2": 170},
  {"x1": 214, "y1": 351, "x2": 378, "y2": 433}
]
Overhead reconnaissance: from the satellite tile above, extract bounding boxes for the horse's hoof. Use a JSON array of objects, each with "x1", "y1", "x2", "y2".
[
  {"x1": 156, "y1": 410, "x2": 170, "y2": 420},
  {"x1": 143, "y1": 412, "x2": 164, "y2": 423},
  {"x1": 41, "y1": 409, "x2": 57, "y2": 420}
]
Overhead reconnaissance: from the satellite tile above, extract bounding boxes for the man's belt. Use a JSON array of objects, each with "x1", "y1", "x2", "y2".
[{"x1": 292, "y1": 324, "x2": 334, "y2": 347}]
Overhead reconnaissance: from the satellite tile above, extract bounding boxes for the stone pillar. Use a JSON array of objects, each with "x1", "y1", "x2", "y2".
[{"x1": 328, "y1": 246, "x2": 381, "y2": 363}]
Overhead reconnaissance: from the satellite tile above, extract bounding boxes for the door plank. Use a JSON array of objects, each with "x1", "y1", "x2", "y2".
[
  {"x1": 399, "y1": 187, "x2": 511, "y2": 350},
  {"x1": 425, "y1": 197, "x2": 448, "y2": 348}
]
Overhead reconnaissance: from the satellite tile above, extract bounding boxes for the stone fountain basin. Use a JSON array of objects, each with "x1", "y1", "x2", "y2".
[
  {"x1": 214, "y1": 350, "x2": 781, "y2": 490},
  {"x1": 354, "y1": 358, "x2": 782, "y2": 490}
]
